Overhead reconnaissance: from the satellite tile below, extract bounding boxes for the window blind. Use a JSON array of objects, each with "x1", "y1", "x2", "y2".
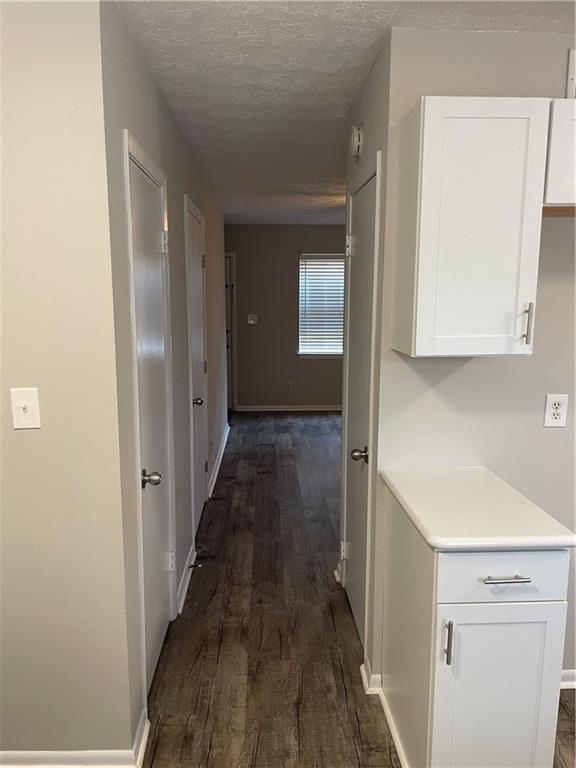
[{"x1": 298, "y1": 256, "x2": 345, "y2": 355}]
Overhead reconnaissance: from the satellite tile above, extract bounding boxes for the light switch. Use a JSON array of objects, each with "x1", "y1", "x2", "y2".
[
  {"x1": 247, "y1": 314, "x2": 258, "y2": 325},
  {"x1": 10, "y1": 387, "x2": 41, "y2": 429}
]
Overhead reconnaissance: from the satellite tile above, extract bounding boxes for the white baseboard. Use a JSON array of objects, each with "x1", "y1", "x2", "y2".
[
  {"x1": 377, "y1": 688, "x2": 410, "y2": 768},
  {"x1": 561, "y1": 669, "x2": 576, "y2": 689},
  {"x1": 176, "y1": 545, "x2": 196, "y2": 615},
  {"x1": 207, "y1": 423, "x2": 230, "y2": 498},
  {"x1": 0, "y1": 710, "x2": 150, "y2": 768},
  {"x1": 234, "y1": 405, "x2": 342, "y2": 412},
  {"x1": 360, "y1": 659, "x2": 381, "y2": 695}
]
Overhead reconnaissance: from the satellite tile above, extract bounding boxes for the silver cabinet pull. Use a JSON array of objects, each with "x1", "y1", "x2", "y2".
[
  {"x1": 523, "y1": 302, "x2": 534, "y2": 345},
  {"x1": 350, "y1": 446, "x2": 369, "y2": 463},
  {"x1": 192, "y1": 397, "x2": 204, "y2": 406},
  {"x1": 444, "y1": 621, "x2": 454, "y2": 666},
  {"x1": 483, "y1": 574, "x2": 532, "y2": 585}
]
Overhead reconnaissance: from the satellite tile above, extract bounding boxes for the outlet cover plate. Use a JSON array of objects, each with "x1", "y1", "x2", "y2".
[{"x1": 544, "y1": 393, "x2": 569, "y2": 428}]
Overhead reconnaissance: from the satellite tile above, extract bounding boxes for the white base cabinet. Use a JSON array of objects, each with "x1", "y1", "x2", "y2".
[
  {"x1": 431, "y1": 601, "x2": 566, "y2": 767},
  {"x1": 379, "y1": 482, "x2": 570, "y2": 768}
]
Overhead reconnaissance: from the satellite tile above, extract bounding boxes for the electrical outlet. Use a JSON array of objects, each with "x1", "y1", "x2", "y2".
[
  {"x1": 286, "y1": 381, "x2": 294, "y2": 392},
  {"x1": 544, "y1": 394, "x2": 569, "y2": 427}
]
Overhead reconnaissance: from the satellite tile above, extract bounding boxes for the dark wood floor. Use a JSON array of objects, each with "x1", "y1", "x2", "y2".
[{"x1": 144, "y1": 412, "x2": 575, "y2": 768}]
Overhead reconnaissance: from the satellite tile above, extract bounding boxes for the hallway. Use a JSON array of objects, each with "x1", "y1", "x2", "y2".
[{"x1": 144, "y1": 413, "x2": 397, "y2": 768}]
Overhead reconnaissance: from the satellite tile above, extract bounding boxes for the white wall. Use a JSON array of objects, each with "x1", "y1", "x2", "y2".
[
  {"x1": 347, "y1": 28, "x2": 576, "y2": 676},
  {"x1": 99, "y1": 0, "x2": 228, "y2": 734},
  {"x1": 1, "y1": 1, "x2": 132, "y2": 750}
]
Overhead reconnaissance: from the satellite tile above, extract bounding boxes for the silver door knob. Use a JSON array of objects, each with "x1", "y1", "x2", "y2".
[
  {"x1": 350, "y1": 446, "x2": 369, "y2": 463},
  {"x1": 192, "y1": 397, "x2": 204, "y2": 406},
  {"x1": 142, "y1": 469, "x2": 162, "y2": 489}
]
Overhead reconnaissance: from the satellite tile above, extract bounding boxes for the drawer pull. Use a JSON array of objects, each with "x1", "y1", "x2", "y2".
[
  {"x1": 444, "y1": 621, "x2": 454, "y2": 666},
  {"x1": 483, "y1": 574, "x2": 532, "y2": 585}
]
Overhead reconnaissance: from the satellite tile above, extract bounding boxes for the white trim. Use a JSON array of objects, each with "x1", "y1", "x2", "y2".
[
  {"x1": 341, "y1": 151, "x2": 383, "y2": 652},
  {"x1": 123, "y1": 130, "x2": 178, "y2": 700},
  {"x1": 234, "y1": 405, "x2": 342, "y2": 412},
  {"x1": 132, "y1": 711, "x2": 150, "y2": 768},
  {"x1": 176, "y1": 545, "x2": 196, "y2": 615},
  {"x1": 184, "y1": 194, "x2": 209, "y2": 531},
  {"x1": 208, "y1": 423, "x2": 230, "y2": 498},
  {"x1": 377, "y1": 688, "x2": 410, "y2": 768},
  {"x1": 0, "y1": 711, "x2": 150, "y2": 768},
  {"x1": 561, "y1": 669, "x2": 576, "y2": 688},
  {"x1": 359, "y1": 659, "x2": 381, "y2": 694}
]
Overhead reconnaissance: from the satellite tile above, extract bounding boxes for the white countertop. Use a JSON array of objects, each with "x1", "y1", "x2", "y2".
[{"x1": 379, "y1": 467, "x2": 576, "y2": 551}]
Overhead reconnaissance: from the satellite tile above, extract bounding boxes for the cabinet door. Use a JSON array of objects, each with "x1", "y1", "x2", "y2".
[
  {"x1": 430, "y1": 601, "x2": 566, "y2": 767},
  {"x1": 415, "y1": 97, "x2": 549, "y2": 356},
  {"x1": 545, "y1": 99, "x2": 576, "y2": 205}
]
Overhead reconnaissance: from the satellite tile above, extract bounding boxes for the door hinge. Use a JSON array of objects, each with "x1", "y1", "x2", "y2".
[
  {"x1": 204, "y1": 460, "x2": 208, "y2": 473},
  {"x1": 340, "y1": 541, "x2": 350, "y2": 561},
  {"x1": 161, "y1": 230, "x2": 169, "y2": 254},
  {"x1": 204, "y1": 360, "x2": 207, "y2": 374},
  {"x1": 345, "y1": 234, "x2": 355, "y2": 257},
  {"x1": 202, "y1": 254, "x2": 206, "y2": 268},
  {"x1": 165, "y1": 551, "x2": 175, "y2": 572}
]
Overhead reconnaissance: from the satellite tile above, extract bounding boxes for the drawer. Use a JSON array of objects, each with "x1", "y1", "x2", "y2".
[{"x1": 436, "y1": 550, "x2": 569, "y2": 603}]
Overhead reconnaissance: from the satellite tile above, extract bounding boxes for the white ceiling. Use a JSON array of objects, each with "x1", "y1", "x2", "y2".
[{"x1": 119, "y1": 1, "x2": 574, "y2": 224}]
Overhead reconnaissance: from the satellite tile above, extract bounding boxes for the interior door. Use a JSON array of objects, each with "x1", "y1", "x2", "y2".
[
  {"x1": 431, "y1": 601, "x2": 566, "y2": 767},
  {"x1": 342, "y1": 168, "x2": 378, "y2": 642},
  {"x1": 128, "y1": 154, "x2": 173, "y2": 689},
  {"x1": 185, "y1": 198, "x2": 208, "y2": 534}
]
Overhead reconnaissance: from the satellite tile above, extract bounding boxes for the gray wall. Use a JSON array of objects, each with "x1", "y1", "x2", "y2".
[
  {"x1": 0, "y1": 0, "x2": 228, "y2": 752},
  {"x1": 1, "y1": 1, "x2": 132, "y2": 750},
  {"x1": 225, "y1": 225, "x2": 345, "y2": 408},
  {"x1": 100, "y1": 0, "x2": 227, "y2": 738},
  {"x1": 348, "y1": 28, "x2": 575, "y2": 676}
]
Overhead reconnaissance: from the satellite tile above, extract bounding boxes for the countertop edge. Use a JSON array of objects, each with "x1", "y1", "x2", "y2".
[{"x1": 379, "y1": 467, "x2": 576, "y2": 551}]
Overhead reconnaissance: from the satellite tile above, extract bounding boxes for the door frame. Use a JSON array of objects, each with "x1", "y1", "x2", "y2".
[
  {"x1": 184, "y1": 194, "x2": 209, "y2": 522},
  {"x1": 340, "y1": 151, "x2": 383, "y2": 653},
  {"x1": 224, "y1": 251, "x2": 238, "y2": 410},
  {"x1": 123, "y1": 130, "x2": 178, "y2": 699}
]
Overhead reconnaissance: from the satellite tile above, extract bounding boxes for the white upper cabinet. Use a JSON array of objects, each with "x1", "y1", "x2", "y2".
[
  {"x1": 392, "y1": 97, "x2": 550, "y2": 357},
  {"x1": 545, "y1": 99, "x2": 576, "y2": 205}
]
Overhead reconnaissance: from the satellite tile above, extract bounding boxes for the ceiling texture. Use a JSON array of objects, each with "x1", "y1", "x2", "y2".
[{"x1": 119, "y1": 1, "x2": 575, "y2": 224}]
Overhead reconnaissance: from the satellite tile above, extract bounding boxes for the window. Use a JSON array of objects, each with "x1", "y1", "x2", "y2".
[{"x1": 298, "y1": 255, "x2": 345, "y2": 356}]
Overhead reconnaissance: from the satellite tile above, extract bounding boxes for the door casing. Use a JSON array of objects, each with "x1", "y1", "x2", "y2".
[
  {"x1": 123, "y1": 130, "x2": 178, "y2": 700},
  {"x1": 184, "y1": 195, "x2": 209, "y2": 532},
  {"x1": 340, "y1": 151, "x2": 383, "y2": 655}
]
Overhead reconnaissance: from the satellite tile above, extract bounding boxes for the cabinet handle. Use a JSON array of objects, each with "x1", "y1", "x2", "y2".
[
  {"x1": 483, "y1": 574, "x2": 532, "y2": 585},
  {"x1": 444, "y1": 621, "x2": 454, "y2": 666},
  {"x1": 523, "y1": 302, "x2": 534, "y2": 345}
]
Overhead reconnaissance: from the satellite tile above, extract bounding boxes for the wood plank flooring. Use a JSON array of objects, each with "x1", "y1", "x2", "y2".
[{"x1": 144, "y1": 413, "x2": 575, "y2": 768}]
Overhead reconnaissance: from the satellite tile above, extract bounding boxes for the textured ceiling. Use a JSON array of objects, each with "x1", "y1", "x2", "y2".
[{"x1": 119, "y1": 1, "x2": 575, "y2": 224}]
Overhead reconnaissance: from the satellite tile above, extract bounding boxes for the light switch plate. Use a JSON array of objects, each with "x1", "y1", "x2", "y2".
[
  {"x1": 10, "y1": 387, "x2": 41, "y2": 429},
  {"x1": 247, "y1": 314, "x2": 258, "y2": 325},
  {"x1": 544, "y1": 393, "x2": 568, "y2": 428}
]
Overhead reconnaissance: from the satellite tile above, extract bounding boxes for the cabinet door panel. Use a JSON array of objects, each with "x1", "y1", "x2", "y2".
[
  {"x1": 430, "y1": 601, "x2": 566, "y2": 767},
  {"x1": 416, "y1": 97, "x2": 549, "y2": 356},
  {"x1": 545, "y1": 99, "x2": 576, "y2": 205}
]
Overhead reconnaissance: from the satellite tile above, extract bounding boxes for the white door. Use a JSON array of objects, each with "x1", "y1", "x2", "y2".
[
  {"x1": 342, "y1": 160, "x2": 380, "y2": 642},
  {"x1": 127, "y1": 143, "x2": 174, "y2": 689},
  {"x1": 431, "y1": 601, "x2": 566, "y2": 767},
  {"x1": 185, "y1": 196, "x2": 208, "y2": 534}
]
